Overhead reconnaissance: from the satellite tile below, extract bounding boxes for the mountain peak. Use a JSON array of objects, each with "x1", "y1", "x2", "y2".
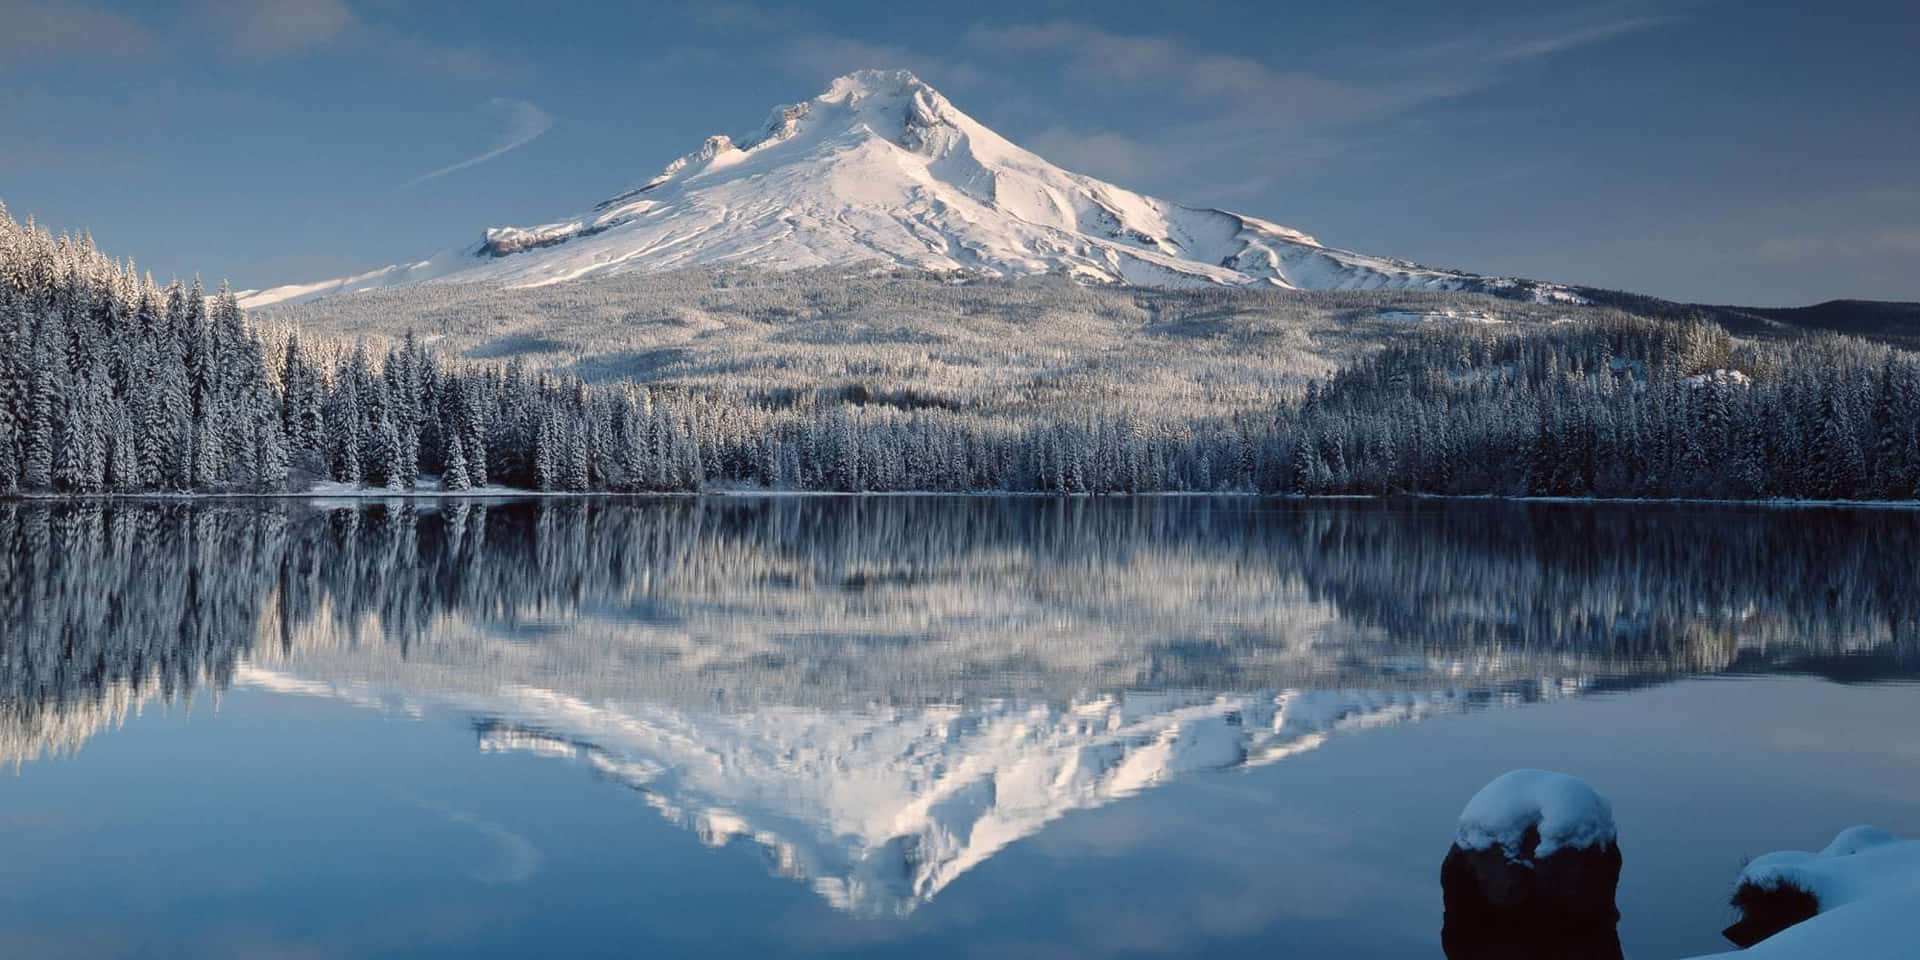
[
  {"x1": 240, "y1": 70, "x2": 1564, "y2": 308},
  {"x1": 819, "y1": 67, "x2": 937, "y2": 102}
]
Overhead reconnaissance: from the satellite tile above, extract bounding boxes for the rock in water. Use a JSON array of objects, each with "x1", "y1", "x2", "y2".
[{"x1": 1440, "y1": 769, "x2": 1623, "y2": 959}]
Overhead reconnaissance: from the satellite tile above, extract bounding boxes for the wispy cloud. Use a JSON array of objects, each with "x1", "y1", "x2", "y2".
[
  {"x1": 1487, "y1": 15, "x2": 1679, "y2": 63},
  {"x1": 1385, "y1": 8, "x2": 1685, "y2": 71},
  {"x1": 954, "y1": 9, "x2": 1685, "y2": 200},
  {"x1": 561, "y1": 2, "x2": 1683, "y2": 212},
  {"x1": 777, "y1": 33, "x2": 923, "y2": 83},
  {"x1": 402, "y1": 98, "x2": 554, "y2": 189},
  {"x1": 4, "y1": 1, "x2": 520, "y2": 80},
  {"x1": 0, "y1": 1, "x2": 153, "y2": 65},
  {"x1": 668, "y1": 1, "x2": 981, "y2": 92},
  {"x1": 439, "y1": 807, "x2": 542, "y2": 884},
  {"x1": 204, "y1": 0, "x2": 354, "y2": 61}
]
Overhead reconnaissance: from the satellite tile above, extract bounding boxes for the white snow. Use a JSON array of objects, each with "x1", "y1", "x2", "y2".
[
  {"x1": 1689, "y1": 827, "x2": 1920, "y2": 959},
  {"x1": 297, "y1": 479, "x2": 549, "y2": 500},
  {"x1": 240, "y1": 69, "x2": 1563, "y2": 308},
  {"x1": 1454, "y1": 768, "x2": 1616, "y2": 857},
  {"x1": 1683, "y1": 369, "x2": 1754, "y2": 389},
  {"x1": 1378, "y1": 308, "x2": 1508, "y2": 324}
]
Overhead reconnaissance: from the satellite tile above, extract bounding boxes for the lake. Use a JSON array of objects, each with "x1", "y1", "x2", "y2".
[{"x1": 1, "y1": 496, "x2": 1916, "y2": 958}]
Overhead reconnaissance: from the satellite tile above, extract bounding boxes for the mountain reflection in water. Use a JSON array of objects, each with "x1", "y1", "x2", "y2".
[{"x1": 2, "y1": 496, "x2": 1915, "y2": 916}]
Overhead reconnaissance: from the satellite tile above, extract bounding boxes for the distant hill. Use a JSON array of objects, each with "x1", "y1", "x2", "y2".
[{"x1": 1573, "y1": 288, "x2": 1920, "y2": 347}]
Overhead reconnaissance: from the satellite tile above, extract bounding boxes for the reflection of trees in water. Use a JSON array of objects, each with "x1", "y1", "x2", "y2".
[
  {"x1": 1285, "y1": 503, "x2": 1920, "y2": 674},
  {"x1": 0, "y1": 504, "x2": 283, "y2": 766},
  {"x1": 1, "y1": 497, "x2": 1916, "y2": 765}
]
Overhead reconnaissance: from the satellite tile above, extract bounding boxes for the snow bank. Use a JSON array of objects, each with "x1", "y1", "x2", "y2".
[
  {"x1": 1740, "y1": 826, "x2": 1915, "y2": 908},
  {"x1": 1694, "y1": 826, "x2": 1920, "y2": 958},
  {"x1": 1455, "y1": 769, "x2": 1617, "y2": 857}
]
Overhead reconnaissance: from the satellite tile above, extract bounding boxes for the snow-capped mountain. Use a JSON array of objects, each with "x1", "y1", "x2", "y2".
[{"x1": 240, "y1": 70, "x2": 1559, "y2": 308}]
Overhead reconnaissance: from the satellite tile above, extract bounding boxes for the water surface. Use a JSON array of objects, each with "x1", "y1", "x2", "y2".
[{"x1": 1, "y1": 497, "x2": 1916, "y2": 958}]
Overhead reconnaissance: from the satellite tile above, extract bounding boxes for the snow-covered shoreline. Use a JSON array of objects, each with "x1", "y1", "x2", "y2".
[
  {"x1": 1690, "y1": 827, "x2": 1920, "y2": 959},
  {"x1": 6, "y1": 487, "x2": 1919, "y2": 510}
]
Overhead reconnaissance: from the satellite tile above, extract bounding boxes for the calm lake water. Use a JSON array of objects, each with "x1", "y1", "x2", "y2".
[{"x1": 1, "y1": 496, "x2": 1917, "y2": 959}]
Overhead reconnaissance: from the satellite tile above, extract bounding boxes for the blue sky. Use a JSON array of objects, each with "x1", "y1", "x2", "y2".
[{"x1": 2, "y1": 0, "x2": 1915, "y2": 305}]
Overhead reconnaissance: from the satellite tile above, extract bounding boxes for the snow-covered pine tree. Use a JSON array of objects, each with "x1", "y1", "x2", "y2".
[
  {"x1": 21, "y1": 302, "x2": 62, "y2": 490},
  {"x1": 533, "y1": 412, "x2": 557, "y2": 491},
  {"x1": 280, "y1": 333, "x2": 323, "y2": 463},
  {"x1": 375, "y1": 414, "x2": 406, "y2": 491},
  {"x1": 564, "y1": 420, "x2": 590, "y2": 492},
  {"x1": 0, "y1": 287, "x2": 23, "y2": 493},
  {"x1": 253, "y1": 379, "x2": 289, "y2": 492},
  {"x1": 443, "y1": 431, "x2": 471, "y2": 492}
]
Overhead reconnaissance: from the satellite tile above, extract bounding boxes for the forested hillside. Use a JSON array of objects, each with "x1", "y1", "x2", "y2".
[
  {"x1": 2, "y1": 204, "x2": 1916, "y2": 500},
  {"x1": 1290, "y1": 320, "x2": 1920, "y2": 499}
]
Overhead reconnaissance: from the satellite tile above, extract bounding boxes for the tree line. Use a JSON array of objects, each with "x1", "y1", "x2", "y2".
[
  {"x1": 1284, "y1": 318, "x2": 1920, "y2": 499},
  {"x1": 2, "y1": 203, "x2": 1917, "y2": 500}
]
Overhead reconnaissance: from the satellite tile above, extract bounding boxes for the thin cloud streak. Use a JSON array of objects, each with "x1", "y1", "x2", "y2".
[
  {"x1": 951, "y1": 11, "x2": 1686, "y2": 200},
  {"x1": 402, "y1": 98, "x2": 554, "y2": 189},
  {"x1": 1488, "y1": 15, "x2": 1680, "y2": 63}
]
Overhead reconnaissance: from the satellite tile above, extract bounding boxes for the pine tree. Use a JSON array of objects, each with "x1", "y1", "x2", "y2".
[
  {"x1": 377, "y1": 415, "x2": 406, "y2": 491},
  {"x1": 281, "y1": 333, "x2": 324, "y2": 462},
  {"x1": 253, "y1": 380, "x2": 289, "y2": 492},
  {"x1": 464, "y1": 391, "x2": 489, "y2": 489},
  {"x1": 564, "y1": 421, "x2": 590, "y2": 492},
  {"x1": 0, "y1": 289, "x2": 24, "y2": 493},
  {"x1": 533, "y1": 413, "x2": 558, "y2": 491},
  {"x1": 443, "y1": 432, "x2": 471, "y2": 492},
  {"x1": 106, "y1": 399, "x2": 138, "y2": 492},
  {"x1": 22, "y1": 308, "x2": 61, "y2": 490},
  {"x1": 191, "y1": 413, "x2": 222, "y2": 489},
  {"x1": 327, "y1": 375, "x2": 364, "y2": 486}
]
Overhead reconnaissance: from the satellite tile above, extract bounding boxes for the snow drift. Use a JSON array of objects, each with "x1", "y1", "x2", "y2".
[{"x1": 1701, "y1": 826, "x2": 1920, "y2": 958}]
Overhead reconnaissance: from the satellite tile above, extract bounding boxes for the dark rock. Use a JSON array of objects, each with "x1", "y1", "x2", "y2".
[
  {"x1": 1723, "y1": 878, "x2": 1820, "y2": 948},
  {"x1": 1440, "y1": 919, "x2": 1624, "y2": 960},
  {"x1": 1440, "y1": 837, "x2": 1623, "y2": 960}
]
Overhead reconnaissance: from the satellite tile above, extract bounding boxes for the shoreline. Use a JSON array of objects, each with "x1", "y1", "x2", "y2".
[{"x1": 4, "y1": 487, "x2": 1920, "y2": 510}]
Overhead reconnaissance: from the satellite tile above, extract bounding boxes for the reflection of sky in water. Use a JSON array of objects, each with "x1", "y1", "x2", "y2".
[
  {"x1": 0, "y1": 678, "x2": 1916, "y2": 958},
  {"x1": 0, "y1": 498, "x2": 1917, "y2": 957}
]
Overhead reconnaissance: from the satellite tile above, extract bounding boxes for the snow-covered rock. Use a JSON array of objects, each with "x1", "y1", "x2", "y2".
[
  {"x1": 239, "y1": 69, "x2": 1567, "y2": 308},
  {"x1": 1702, "y1": 826, "x2": 1920, "y2": 958},
  {"x1": 1455, "y1": 768, "x2": 1618, "y2": 858},
  {"x1": 1442, "y1": 770, "x2": 1623, "y2": 957}
]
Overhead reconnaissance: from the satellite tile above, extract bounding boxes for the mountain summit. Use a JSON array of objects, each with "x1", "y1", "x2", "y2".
[{"x1": 242, "y1": 70, "x2": 1549, "y2": 307}]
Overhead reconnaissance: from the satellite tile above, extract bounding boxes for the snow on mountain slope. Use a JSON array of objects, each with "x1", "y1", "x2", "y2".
[{"x1": 240, "y1": 70, "x2": 1560, "y2": 308}]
